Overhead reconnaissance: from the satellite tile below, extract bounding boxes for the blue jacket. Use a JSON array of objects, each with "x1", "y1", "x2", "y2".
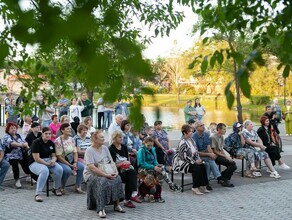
[
  {"x1": 137, "y1": 145, "x2": 158, "y2": 170},
  {"x1": 115, "y1": 102, "x2": 131, "y2": 116}
]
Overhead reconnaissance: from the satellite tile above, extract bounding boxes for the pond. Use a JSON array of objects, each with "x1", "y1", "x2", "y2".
[{"x1": 141, "y1": 106, "x2": 264, "y2": 129}]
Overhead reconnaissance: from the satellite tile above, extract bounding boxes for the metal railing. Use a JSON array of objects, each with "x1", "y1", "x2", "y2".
[{"x1": 0, "y1": 105, "x2": 104, "y2": 128}]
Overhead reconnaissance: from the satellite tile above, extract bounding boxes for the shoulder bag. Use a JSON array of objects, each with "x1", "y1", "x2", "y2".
[{"x1": 61, "y1": 137, "x2": 74, "y2": 164}]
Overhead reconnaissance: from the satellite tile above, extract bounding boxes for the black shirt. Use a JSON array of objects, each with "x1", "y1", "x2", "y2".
[
  {"x1": 29, "y1": 138, "x2": 56, "y2": 165},
  {"x1": 25, "y1": 132, "x2": 42, "y2": 147},
  {"x1": 109, "y1": 144, "x2": 129, "y2": 163}
]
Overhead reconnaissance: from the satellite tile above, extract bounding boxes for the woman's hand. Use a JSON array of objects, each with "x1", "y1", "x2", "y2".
[
  {"x1": 195, "y1": 159, "x2": 203, "y2": 165},
  {"x1": 105, "y1": 173, "x2": 117, "y2": 180},
  {"x1": 71, "y1": 162, "x2": 77, "y2": 170},
  {"x1": 154, "y1": 165, "x2": 163, "y2": 173}
]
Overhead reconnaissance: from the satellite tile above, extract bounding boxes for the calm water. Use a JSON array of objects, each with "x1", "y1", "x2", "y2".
[{"x1": 142, "y1": 106, "x2": 263, "y2": 129}]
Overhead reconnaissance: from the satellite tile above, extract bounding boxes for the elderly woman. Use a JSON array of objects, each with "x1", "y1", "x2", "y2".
[
  {"x1": 242, "y1": 120, "x2": 281, "y2": 178},
  {"x1": 83, "y1": 130, "x2": 125, "y2": 218},
  {"x1": 224, "y1": 122, "x2": 258, "y2": 178},
  {"x1": 109, "y1": 131, "x2": 141, "y2": 208},
  {"x1": 152, "y1": 120, "x2": 174, "y2": 166},
  {"x1": 74, "y1": 124, "x2": 91, "y2": 163},
  {"x1": 2, "y1": 122, "x2": 31, "y2": 188},
  {"x1": 83, "y1": 116, "x2": 96, "y2": 137},
  {"x1": 257, "y1": 116, "x2": 290, "y2": 169},
  {"x1": 29, "y1": 127, "x2": 63, "y2": 201},
  {"x1": 56, "y1": 115, "x2": 76, "y2": 138},
  {"x1": 54, "y1": 123, "x2": 85, "y2": 193},
  {"x1": 49, "y1": 114, "x2": 61, "y2": 141},
  {"x1": 173, "y1": 124, "x2": 209, "y2": 195}
]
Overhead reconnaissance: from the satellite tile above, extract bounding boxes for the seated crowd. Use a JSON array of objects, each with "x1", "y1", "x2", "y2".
[{"x1": 0, "y1": 102, "x2": 291, "y2": 218}]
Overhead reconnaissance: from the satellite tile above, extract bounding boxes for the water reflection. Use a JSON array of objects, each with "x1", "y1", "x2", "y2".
[{"x1": 142, "y1": 107, "x2": 263, "y2": 129}]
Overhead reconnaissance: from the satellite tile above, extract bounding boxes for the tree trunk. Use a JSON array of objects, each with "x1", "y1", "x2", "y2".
[{"x1": 234, "y1": 60, "x2": 243, "y2": 123}]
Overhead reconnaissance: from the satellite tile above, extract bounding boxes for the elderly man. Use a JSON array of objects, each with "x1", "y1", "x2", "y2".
[
  {"x1": 210, "y1": 123, "x2": 236, "y2": 187},
  {"x1": 108, "y1": 114, "x2": 124, "y2": 143},
  {"x1": 192, "y1": 121, "x2": 228, "y2": 190}
]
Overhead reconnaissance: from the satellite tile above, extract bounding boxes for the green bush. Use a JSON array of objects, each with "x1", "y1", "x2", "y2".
[{"x1": 251, "y1": 96, "x2": 270, "y2": 105}]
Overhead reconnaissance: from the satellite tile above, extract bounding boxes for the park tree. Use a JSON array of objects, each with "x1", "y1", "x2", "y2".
[
  {"x1": 0, "y1": 0, "x2": 184, "y2": 127},
  {"x1": 182, "y1": 0, "x2": 292, "y2": 122}
]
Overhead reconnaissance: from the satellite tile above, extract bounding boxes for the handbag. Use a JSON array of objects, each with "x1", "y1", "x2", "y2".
[
  {"x1": 61, "y1": 137, "x2": 75, "y2": 164},
  {"x1": 98, "y1": 162, "x2": 116, "y2": 174}
]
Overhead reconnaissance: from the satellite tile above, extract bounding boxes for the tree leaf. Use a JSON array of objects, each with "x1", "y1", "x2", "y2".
[
  {"x1": 224, "y1": 81, "x2": 235, "y2": 109},
  {"x1": 210, "y1": 54, "x2": 216, "y2": 68},
  {"x1": 283, "y1": 65, "x2": 290, "y2": 78},
  {"x1": 217, "y1": 52, "x2": 224, "y2": 64},
  {"x1": 201, "y1": 56, "x2": 208, "y2": 73},
  {"x1": 238, "y1": 68, "x2": 251, "y2": 98}
]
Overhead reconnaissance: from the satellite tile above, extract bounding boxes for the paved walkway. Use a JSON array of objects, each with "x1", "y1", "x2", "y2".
[{"x1": 1, "y1": 124, "x2": 292, "y2": 219}]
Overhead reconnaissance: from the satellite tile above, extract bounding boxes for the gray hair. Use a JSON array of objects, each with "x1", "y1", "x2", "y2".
[{"x1": 242, "y1": 120, "x2": 253, "y2": 128}]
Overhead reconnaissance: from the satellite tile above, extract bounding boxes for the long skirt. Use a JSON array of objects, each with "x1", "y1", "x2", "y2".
[{"x1": 87, "y1": 175, "x2": 124, "y2": 212}]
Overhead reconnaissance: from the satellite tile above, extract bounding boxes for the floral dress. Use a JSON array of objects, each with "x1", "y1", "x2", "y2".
[{"x1": 242, "y1": 129, "x2": 269, "y2": 161}]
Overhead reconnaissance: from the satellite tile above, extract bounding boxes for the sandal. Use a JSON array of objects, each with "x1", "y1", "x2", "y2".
[
  {"x1": 35, "y1": 194, "x2": 43, "y2": 202},
  {"x1": 244, "y1": 172, "x2": 256, "y2": 179},
  {"x1": 114, "y1": 205, "x2": 126, "y2": 213},
  {"x1": 52, "y1": 188, "x2": 63, "y2": 196},
  {"x1": 75, "y1": 187, "x2": 85, "y2": 194}
]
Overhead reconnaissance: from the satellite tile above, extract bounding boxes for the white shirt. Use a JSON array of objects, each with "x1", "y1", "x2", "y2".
[
  {"x1": 69, "y1": 105, "x2": 85, "y2": 123},
  {"x1": 97, "y1": 98, "x2": 104, "y2": 112},
  {"x1": 108, "y1": 121, "x2": 121, "y2": 143}
]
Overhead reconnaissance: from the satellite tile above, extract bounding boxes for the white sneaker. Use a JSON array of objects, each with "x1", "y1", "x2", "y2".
[
  {"x1": 279, "y1": 163, "x2": 290, "y2": 170},
  {"x1": 26, "y1": 176, "x2": 37, "y2": 183},
  {"x1": 15, "y1": 179, "x2": 22, "y2": 188},
  {"x1": 98, "y1": 209, "x2": 106, "y2": 218},
  {"x1": 270, "y1": 171, "x2": 281, "y2": 179}
]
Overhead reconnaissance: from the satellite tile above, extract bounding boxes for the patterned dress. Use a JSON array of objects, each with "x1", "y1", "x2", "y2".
[
  {"x1": 242, "y1": 129, "x2": 269, "y2": 161},
  {"x1": 84, "y1": 146, "x2": 124, "y2": 212}
]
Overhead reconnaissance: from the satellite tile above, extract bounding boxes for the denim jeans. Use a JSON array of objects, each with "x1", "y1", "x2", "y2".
[
  {"x1": 29, "y1": 158, "x2": 63, "y2": 195},
  {"x1": 42, "y1": 119, "x2": 52, "y2": 128},
  {"x1": 57, "y1": 161, "x2": 84, "y2": 188},
  {"x1": 201, "y1": 156, "x2": 221, "y2": 180},
  {"x1": 103, "y1": 110, "x2": 113, "y2": 129},
  {"x1": 0, "y1": 159, "x2": 10, "y2": 186}
]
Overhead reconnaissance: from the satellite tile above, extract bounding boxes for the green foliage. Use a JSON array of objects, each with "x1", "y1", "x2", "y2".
[
  {"x1": 251, "y1": 96, "x2": 270, "y2": 105},
  {"x1": 185, "y1": 0, "x2": 292, "y2": 110},
  {"x1": 0, "y1": 0, "x2": 184, "y2": 129}
]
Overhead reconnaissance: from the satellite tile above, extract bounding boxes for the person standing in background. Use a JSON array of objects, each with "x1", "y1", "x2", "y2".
[
  {"x1": 41, "y1": 100, "x2": 55, "y2": 128},
  {"x1": 96, "y1": 96, "x2": 104, "y2": 129},
  {"x1": 194, "y1": 98, "x2": 206, "y2": 122},
  {"x1": 115, "y1": 99, "x2": 132, "y2": 119},
  {"x1": 184, "y1": 100, "x2": 197, "y2": 123},
  {"x1": 282, "y1": 99, "x2": 292, "y2": 136},
  {"x1": 57, "y1": 94, "x2": 69, "y2": 118},
  {"x1": 271, "y1": 98, "x2": 282, "y2": 123},
  {"x1": 80, "y1": 92, "x2": 94, "y2": 121},
  {"x1": 103, "y1": 101, "x2": 114, "y2": 130}
]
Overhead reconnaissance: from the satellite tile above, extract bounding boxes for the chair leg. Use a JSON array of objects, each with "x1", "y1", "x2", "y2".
[
  {"x1": 181, "y1": 173, "x2": 184, "y2": 192},
  {"x1": 171, "y1": 169, "x2": 174, "y2": 182},
  {"x1": 241, "y1": 158, "x2": 244, "y2": 177},
  {"x1": 46, "y1": 179, "x2": 49, "y2": 197}
]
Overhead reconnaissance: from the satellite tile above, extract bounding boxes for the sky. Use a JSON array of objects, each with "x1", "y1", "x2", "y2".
[
  {"x1": 1, "y1": 1, "x2": 198, "y2": 61},
  {"x1": 142, "y1": 7, "x2": 198, "y2": 60}
]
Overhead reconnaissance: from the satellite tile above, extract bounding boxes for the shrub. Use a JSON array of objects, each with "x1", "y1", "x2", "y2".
[{"x1": 251, "y1": 96, "x2": 270, "y2": 105}]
